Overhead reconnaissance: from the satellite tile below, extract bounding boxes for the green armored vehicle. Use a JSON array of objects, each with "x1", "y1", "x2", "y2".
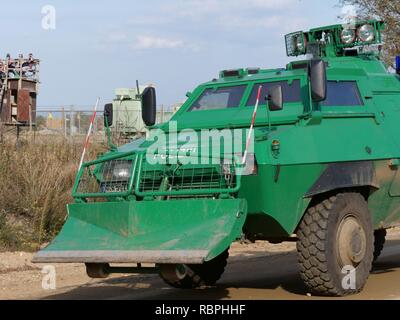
[
  {"x1": 34, "y1": 20, "x2": 400, "y2": 296},
  {"x1": 104, "y1": 85, "x2": 175, "y2": 140},
  {"x1": 105, "y1": 87, "x2": 147, "y2": 137}
]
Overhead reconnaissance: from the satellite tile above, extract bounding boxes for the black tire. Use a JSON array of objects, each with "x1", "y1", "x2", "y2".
[
  {"x1": 159, "y1": 249, "x2": 229, "y2": 288},
  {"x1": 373, "y1": 229, "x2": 387, "y2": 262},
  {"x1": 85, "y1": 263, "x2": 110, "y2": 278},
  {"x1": 296, "y1": 193, "x2": 373, "y2": 296}
]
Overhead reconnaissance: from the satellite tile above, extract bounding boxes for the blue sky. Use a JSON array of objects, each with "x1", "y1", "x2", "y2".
[{"x1": 1, "y1": 0, "x2": 345, "y2": 108}]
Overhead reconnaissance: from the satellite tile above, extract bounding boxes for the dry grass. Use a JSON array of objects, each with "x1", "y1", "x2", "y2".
[{"x1": 0, "y1": 133, "x2": 106, "y2": 251}]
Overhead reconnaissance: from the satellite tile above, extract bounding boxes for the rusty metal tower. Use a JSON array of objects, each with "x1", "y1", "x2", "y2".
[{"x1": 0, "y1": 54, "x2": 40, "y2": 136}]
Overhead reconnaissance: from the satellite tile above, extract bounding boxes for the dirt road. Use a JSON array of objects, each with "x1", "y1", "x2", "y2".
[{"x1": 1, "y1": 231, "x2": 400, "y2": 300}]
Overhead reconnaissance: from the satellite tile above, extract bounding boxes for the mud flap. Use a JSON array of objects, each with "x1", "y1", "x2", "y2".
[{"x1": 33, "y1": 199, "x2": 247, "y2": 264}]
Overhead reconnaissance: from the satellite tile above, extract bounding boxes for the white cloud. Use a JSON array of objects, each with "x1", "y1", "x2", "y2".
[
  {"x1": 340, "y1": 4, "x2": 358, "y2": 25},
  {"x1": 163, "y1": 0, "x2": 298, "y2": 18},
  {"x1": 132, "y1": 35, "x2": 184, "y2": 50},
  {"x1": 149, "y1": 0, "x2": 303, "y2": 33},
  {"x1": 101, "y1": 0, "x2": 308, "y2": 53}
]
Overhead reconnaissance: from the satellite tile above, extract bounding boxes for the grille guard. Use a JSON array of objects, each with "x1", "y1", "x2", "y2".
[{"x1": 72, "y1": 151, "x2": 242, "y2": 199}]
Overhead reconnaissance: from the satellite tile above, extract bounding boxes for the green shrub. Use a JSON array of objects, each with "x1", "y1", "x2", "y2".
[{"x1": 0, "y1": 135, "x2": 105, "y2": 251}]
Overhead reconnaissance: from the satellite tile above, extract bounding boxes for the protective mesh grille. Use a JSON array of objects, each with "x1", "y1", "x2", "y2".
[
  {"x1": 137, "y1": 160, "x2": 237, "y2": 195},
  {"x1": 76, "y1": 159, "x2": 133, "y2": 194}
]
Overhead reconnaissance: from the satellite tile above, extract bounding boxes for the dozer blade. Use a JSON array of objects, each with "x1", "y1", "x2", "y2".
[{"x1": 33, "y1": 199, "x2": 247, "y2": 264}]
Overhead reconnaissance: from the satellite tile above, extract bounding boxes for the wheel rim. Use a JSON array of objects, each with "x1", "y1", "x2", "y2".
[
  {"x1": 159, "y1": 264, "x2": 188, "y2": 283},
  {"x1": 336, "y1": 215, "x2": 367, "y2": 268},
  {"x1": 175, "y1": 264, "x2": 188, "y2": 280}
]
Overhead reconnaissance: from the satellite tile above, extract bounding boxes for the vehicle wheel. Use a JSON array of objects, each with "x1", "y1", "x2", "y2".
[
  {"x1": 373, "y1": 229, "x2": 387, "y2": 262},
  {"x1": 159, "y1": 249, "x2": 229, "y2": 288},
  {"x1": 296, "y1": 193, "x2": 373, "y2": 296},
  {"x1": 85, "y1": 263, "x2": 110, "y2": 278}
]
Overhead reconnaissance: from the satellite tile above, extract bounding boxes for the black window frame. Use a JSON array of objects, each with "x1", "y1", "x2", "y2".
[
  {"x1": 188, "y1": 85, "x2": 247, "y2": 112},
  {"x1": 321, "y1": 81, "x2": 364, "y2": 107},
  {"x1": 246, "y1": 79, "x2": 302, "y2": 107}
]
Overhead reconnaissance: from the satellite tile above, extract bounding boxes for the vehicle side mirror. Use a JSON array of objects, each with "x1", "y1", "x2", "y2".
[
  {"x1": 268, "y1": 85, "x2": 283, "y2": 111},
  {"x1": 141, "y1": 86, "x2": 157, "y2": 127},
  {"x1": 309, "y1": 59, "x2": 327, "y2": 102},
  {"x1": 104, "y1": 103, "x2": 113, "y2": 127}
]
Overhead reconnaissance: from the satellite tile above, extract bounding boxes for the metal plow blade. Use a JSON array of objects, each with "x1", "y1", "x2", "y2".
[{"x1": 33, "y1": 199, "x2": 247, "y2": 264}]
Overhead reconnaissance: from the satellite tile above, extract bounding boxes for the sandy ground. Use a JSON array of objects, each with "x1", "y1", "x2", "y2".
[{"x1": 1, "y1": 229, "x2": 400, "y2": 300}]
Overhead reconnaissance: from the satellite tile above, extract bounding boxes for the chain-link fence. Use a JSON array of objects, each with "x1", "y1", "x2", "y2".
[
  {"x1": 36, "y1": 106, "x2": 104, "y2": 137},
  {"x1": 35, "y1": 105, "x2": 176, "y2": 138}
]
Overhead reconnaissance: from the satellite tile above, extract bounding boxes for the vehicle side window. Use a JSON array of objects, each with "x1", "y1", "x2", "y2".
[
  {"x1": 322, "y1": 81, "x2": 364, "y2": 106},
  {"x1": 189, "y1": 85, "x2": 246, "y2": 111},
  {"x1": 246, "y1": 80, "x2": 301, "y2": 107}
]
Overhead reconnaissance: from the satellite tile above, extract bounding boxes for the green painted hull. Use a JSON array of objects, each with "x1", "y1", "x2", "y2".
[
  {"x1": 33, "y1": 199, "x2": 247, "y2": 264},
  {"x1": 33, "y1": 20, "x2": 400, "y2": 269}
]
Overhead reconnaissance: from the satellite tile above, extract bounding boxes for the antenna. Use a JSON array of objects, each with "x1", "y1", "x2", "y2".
[{"x1": 136, "y1": 80, "x2": 140, "y2": 97}]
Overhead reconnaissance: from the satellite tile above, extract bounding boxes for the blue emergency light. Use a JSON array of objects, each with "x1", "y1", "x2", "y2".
[{"x1": 396, "y1": 56, "x2": 400, "y2": 75}]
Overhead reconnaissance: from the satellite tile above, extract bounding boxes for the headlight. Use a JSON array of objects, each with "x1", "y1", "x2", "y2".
[
  {"x1": 112, "y1": 163, "x2": 132, "y2": 180},
  {"x1": 358, "y1": 24, "x2": 375, "y2": 42},
  {"x1": 293, "y1": 33, "x2": 306, "y2": 53},
  {"x1": 341, "y1": 28, "x2": 356, "y2": 44},
  {"x1": 285, "y1": 31, "x2": 306, "y2": 56},
  {"x1": 295, "y1": 34, "x2": 306, "y2": 51},
  {"x1": 102, "y1": 160, "x2": 133, "y2": 182}
]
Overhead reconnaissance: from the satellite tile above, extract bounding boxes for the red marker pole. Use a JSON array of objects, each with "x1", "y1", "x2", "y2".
[
  {"x1": 78, "y1": 97, "x2": 100, "y2": 171},
  {"x1": 242, "y1": 85, "x2": 263, "y2": 165}
]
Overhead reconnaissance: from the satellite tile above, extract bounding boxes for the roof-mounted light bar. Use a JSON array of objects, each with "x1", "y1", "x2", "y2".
[
  {"x1": 284, "y1": 20, "x2": 384, "y2": 57},
  {"x1": 337, "y1": 21, "x2": 384, "y2": 48}
]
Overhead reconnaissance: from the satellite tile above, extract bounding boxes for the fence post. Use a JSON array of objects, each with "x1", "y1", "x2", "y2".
[
  {"x1": 62, "y1": 106, "x2": 66, "y2": 137},
  {"x1": 70, "y1": 105, "x2": 74, "y2": 136},
  {"x1": 78, "y1": 111, "x2": 81, "y2": 135}
]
